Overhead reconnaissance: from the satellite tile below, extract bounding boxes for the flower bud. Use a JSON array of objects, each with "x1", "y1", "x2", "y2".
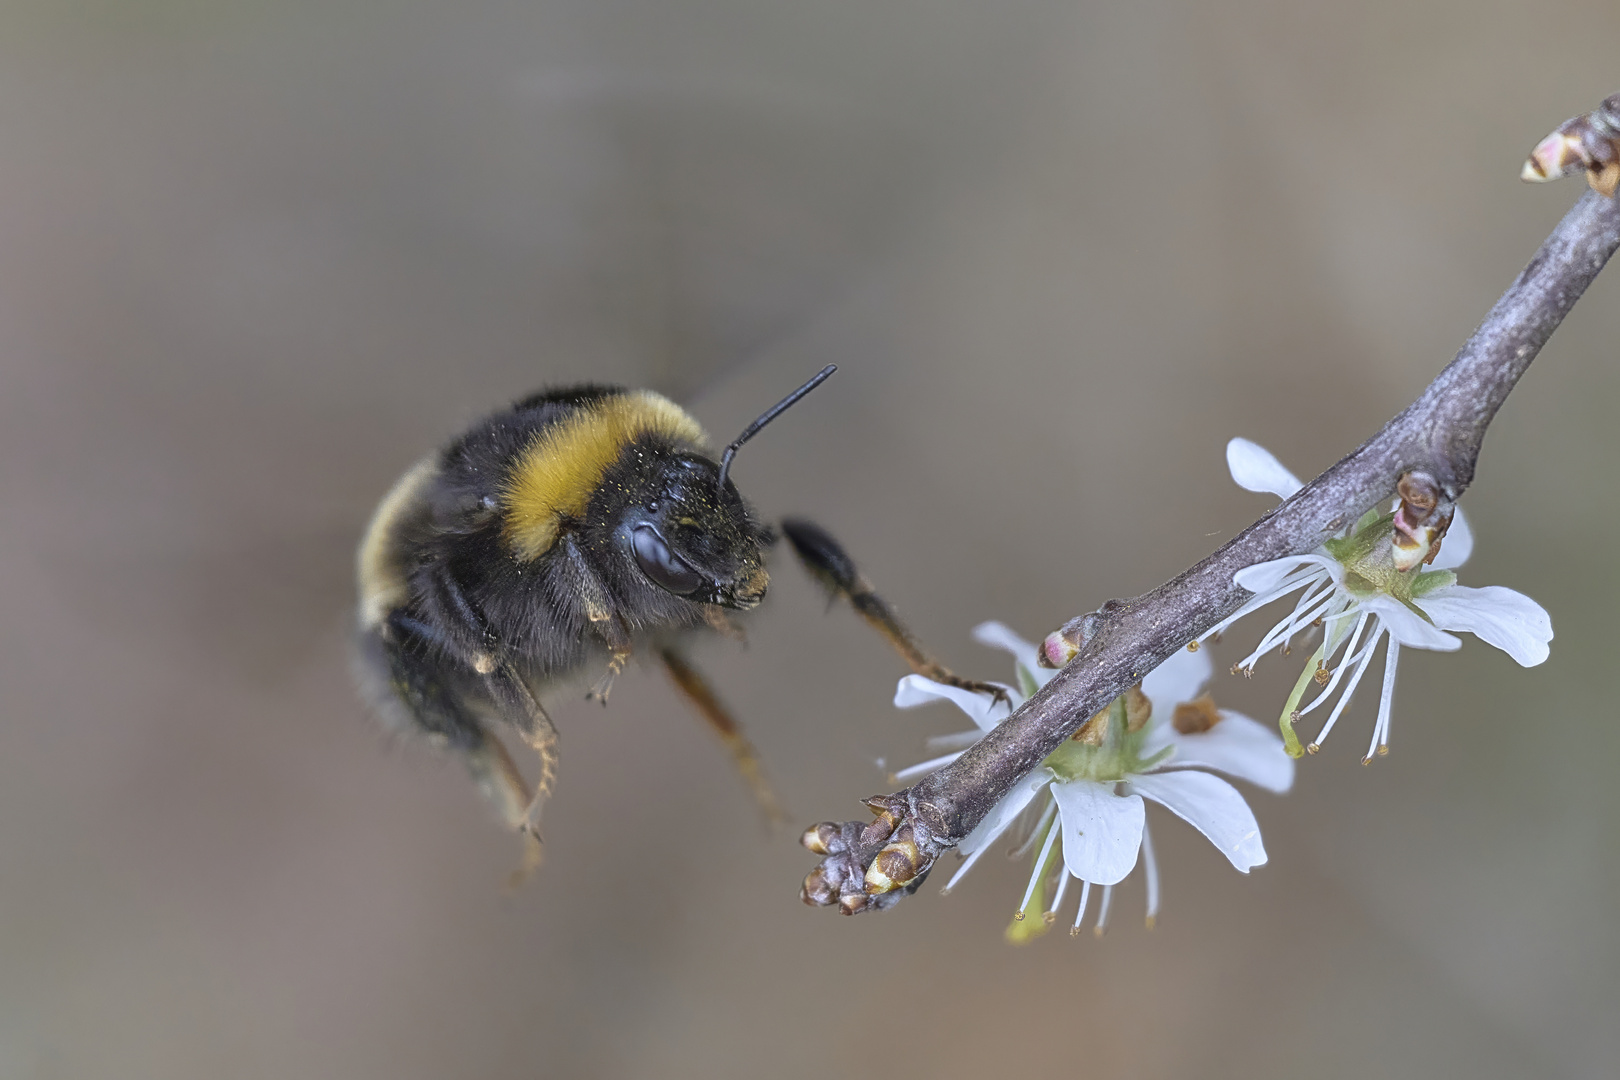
[
  {"x1": 801, "y1": 865, "x2": 839, "y2": 907},
  {"x1": 801, "y1": 822, "x2": 844, "y2": 856},
  {"x1": 1392, "y1": 471, "x2": 1454, "y2": 571},
  {"x1": 1039, "y1": 631, "x2": 1077, "y2": 668},
  {"x1": 1522, "y1": 94, "x2": 1620, "y2": 197},
  {"x1": 1037, "y1": 606, "x2": 1117, "y2": 668},
  {"x1": 865, "y1": 824, "x2": 925, "y2": 894}
]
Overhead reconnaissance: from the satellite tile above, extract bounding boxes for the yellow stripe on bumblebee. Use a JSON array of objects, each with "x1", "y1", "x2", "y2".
[{"x1": 500, "y1": 391, "x2": 708, "y2": 561}]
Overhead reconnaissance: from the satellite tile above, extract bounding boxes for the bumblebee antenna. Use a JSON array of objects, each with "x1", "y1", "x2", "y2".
[{"x1": 716, "y1": 364, "x2": 837, "y2": 490}]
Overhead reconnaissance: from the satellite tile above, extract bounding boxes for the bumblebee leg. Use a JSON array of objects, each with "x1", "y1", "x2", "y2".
[
  {"x1": 464, "y1": 733, "x2": 546, "y2": 888},
  {"x1": 557, "y1": 535, "x2": 634, "y2": 704},
  {"x1": 478, "y1": 664, "x2": 561, "y2": 837},
  {"x1": 370, "y1": 613, "x2": 548, "y2": 880},
  {"x1": 586, "y1": 635, "x2": 632, "y2": 704},
  {"x1": 659, "y1": 647, "x2": 788, "y2": 828},
  {"x1": 781, "y1": 517, "x2": 1009, "y2": 704},
  {"x1": 423, "y1": 568, "x2": 566, "y2": 842},
  {"x1": 702, "y1": 604, "x2": 747, "y2": 642}
]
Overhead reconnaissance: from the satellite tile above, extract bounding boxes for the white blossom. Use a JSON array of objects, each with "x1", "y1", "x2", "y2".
[
  {"x1": 893, "y1": 622, "x2": 1292, "y2": 940},
  {"x1": 1209, "y1": 439, "x2": 1553, "y2": 759}
]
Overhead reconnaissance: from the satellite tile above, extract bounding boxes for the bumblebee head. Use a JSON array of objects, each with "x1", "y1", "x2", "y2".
[
  {"x1": 614, "y1": 452, "x2": 770, "y2": 610},
  {"x1": 608, "y1": 365, "x2": 836, "y2": 612}
]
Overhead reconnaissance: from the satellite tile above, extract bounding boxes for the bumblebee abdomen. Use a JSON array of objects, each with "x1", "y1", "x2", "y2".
[{"x1": 356, "y1": 455, "x2": 440, "y2": 632}]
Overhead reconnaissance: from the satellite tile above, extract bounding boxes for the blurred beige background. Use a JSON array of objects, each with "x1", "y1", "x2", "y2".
[{"x1": 2, "y1": 2, "x2": 1617, "y2": 1078}]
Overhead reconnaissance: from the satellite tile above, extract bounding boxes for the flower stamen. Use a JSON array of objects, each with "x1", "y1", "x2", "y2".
[
  {"x1": 1278, "y1": 642, "x2": 1328, "y2": 756},
  {"x1": 1007, "y1": 802, "x2": 1057, "y2": 860},
  {"x1": 1070, "y1": 879, "x2": 1092, "y2": 937},
  {"x1": 1238, "y1": 589, "x2": 1341, "y2": 672},
  {"x1": 1363, "y1": 643, "x2": 1401, "y2": 764},
  {"x1": 1202, "y1": 568, "x2": 1321, "y2": 645},
  {"x1": 1016, "y1": 817, "x2": 1060, "y2": 920},
  {"x1": 1311, "y1": 625, "x2": 1386, "y2": 751},
  {"x1": 1282, "y1": 574, "x2": 1335, "y2": 652},
  {"x1": 1045, "y1": 869, "x2": 1071, "y2": 926},
  {"x1": 1296, "y1": 612, "x2": 1370, "y2": 717}
]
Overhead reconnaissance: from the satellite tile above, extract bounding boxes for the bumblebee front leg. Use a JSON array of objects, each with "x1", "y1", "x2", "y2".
[
  {"x1": 558, "y1": 535, "x2": 633, "y2": 704},
  {"x1": 659, "y1": 647, "x2": 788, "y2": 828},
  {"x1": 781, "y1": 517, "x2": 1009, "y2": 703},
  {"x1": 586, "y1": 635, "x2": 632, "y2": 704}
]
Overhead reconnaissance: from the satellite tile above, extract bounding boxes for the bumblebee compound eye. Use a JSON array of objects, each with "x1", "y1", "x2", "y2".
[{"x1": 631, "y1": 526, "x2": 703, "y2": 595}]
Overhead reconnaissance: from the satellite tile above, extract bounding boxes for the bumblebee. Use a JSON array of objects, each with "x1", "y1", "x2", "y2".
[{"x1": 355, "y1": 366, "x2": 998, "y2": 877}]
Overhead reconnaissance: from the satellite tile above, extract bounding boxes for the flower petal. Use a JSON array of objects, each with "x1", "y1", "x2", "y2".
[
  {"x1": 1431, "y1": 506, "x2": 1473, "y2": 570},
  {"x1": 958, "y1": 771, "x2": 1049, "y2": 856},
  {"x1": 1128, "y1": 771, "x2": 1267, "y2": 872},
  {"x1": 971, "y1": 620, "x2": 1055, "y2": 693},
  {"x1": 1227, "y1": 438, "x2": 1304, "y2": 499},
  {"x1": 1155, "y1": 711, "x2": 1296, "y2": 794},
  {"x1": 1415, "y1": 585, "x2": 1553, "y2": 667},
  {"x1": 1049, "y1": 779, "x2": 1144, "y2": 886},
  {"x1": 1233, "y1": 553, "x2": 1339, "y2": 594},
  {"x1": 1363, "y1": 596, "x2": 1462, "y2": 652},
  {"x1": 894, "y1": 674, "x2": 1010, "y2": 732},
  {"x1": 1142, "y1": 645, "x2": 1213, "y2": 718}
]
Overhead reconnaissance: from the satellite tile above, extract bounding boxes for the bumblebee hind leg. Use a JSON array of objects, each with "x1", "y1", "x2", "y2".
[
  {"x1": 780, "y1": 518, "x2": 1009, "y2": 704},
  {"x1": 659, "y1": 647, "x2": 788, "y2": 828},
  {"x1": 419, "y1": 566, "x2": 568, "y2": 847},
  {"x1": 367, "y1": 614, "x2": 547, "y2": 884},
  {"x1": 464, "y1": 736, "x2": 546, "y2": 888}
]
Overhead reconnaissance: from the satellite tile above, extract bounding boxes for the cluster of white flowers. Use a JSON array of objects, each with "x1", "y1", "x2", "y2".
[
  {"x1": 887, "y1": 438, "x2": 1552, "y2": 940},
  {"x1": 1208, "y1": 439, "x2": 1552, "y2": 761},
  {"x1": 894, "y1": 622, "x2": 1292, "y2": 939}
]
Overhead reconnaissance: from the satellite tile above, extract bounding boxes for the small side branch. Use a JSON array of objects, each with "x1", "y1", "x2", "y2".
[{"x1": 801, "y1": 94, "x2": 1620, "y2": 915}]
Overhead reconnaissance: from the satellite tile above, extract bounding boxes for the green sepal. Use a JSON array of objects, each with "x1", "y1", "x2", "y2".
[
  {"x1": 1410, "y1": 568, "x2": 1457, "y2": 598},
  {"x1": 1323, "y1": 512, "x2": 1395, "y2": 566},
  {"x1": 1043, "y1": 693, "x2": 1172, "y2": 782}
]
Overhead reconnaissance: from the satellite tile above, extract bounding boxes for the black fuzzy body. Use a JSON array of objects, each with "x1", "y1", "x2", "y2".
[{"x1": 355, "y1": 385, "x2": 771, "y2": 750}]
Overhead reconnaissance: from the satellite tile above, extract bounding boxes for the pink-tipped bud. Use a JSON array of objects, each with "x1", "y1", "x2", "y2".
[
  {"x1": 1523, "y1": 94, "x2": 1620, "y2": 197},
  {"x1": 1039, "y1": 631, "x2": 1077, "y2": 668}
]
